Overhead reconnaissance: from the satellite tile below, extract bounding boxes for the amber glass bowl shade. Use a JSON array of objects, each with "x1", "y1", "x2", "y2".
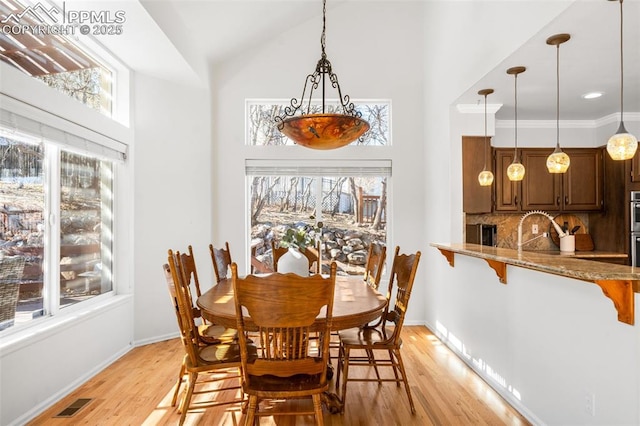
[{"x1": 279, "y1": 113, "x2": 370, "y2": 150}]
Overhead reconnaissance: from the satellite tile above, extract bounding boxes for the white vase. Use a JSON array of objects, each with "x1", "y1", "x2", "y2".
[{"x1": 277, "y1": 247, "x2": 310, "y2": 276}]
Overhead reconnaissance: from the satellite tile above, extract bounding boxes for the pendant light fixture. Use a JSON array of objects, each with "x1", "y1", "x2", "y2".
[
  {"x1": 274, "y1": 0, "x2": 370, "y2": 150},
  {"x1": 606, "y1": 0, "x2": 637, "y2": 160},
  {"x1": 506, "y1": 66, "x2": 526, "y2": 181},
  {"x1": 477, "y1": 88, "x2": 494, "y2": 186},
  {"x1": 546, "y1": 33, "x2": 571, "y2": 173}
]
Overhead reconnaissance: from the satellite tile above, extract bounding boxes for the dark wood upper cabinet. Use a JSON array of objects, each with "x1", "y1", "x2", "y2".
[
  {"x1": 483, "y1": 147, "x2": 603, "y2": 213},
  {"x1": 562, "y1": 148, "x2": 603, "y2": 211},
  {"x1": 521, "y1": 149, "x2": 562, "y2": 211},
  {"x1": 631, "y1": 151, "x2": 640, "y2": 183},
  {"x1": 462, "y1": 136, "x2": 492, "y2": 213}
]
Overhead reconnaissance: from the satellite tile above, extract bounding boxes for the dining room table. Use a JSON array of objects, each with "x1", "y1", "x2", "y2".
[{"x1": 196, "y1": 273, "x2": 388, "y2": 331}]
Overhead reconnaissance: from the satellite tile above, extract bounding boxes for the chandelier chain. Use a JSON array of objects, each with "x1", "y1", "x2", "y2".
[{"x1": 321, "y1": 0, "x2": 327, "y2": 58}]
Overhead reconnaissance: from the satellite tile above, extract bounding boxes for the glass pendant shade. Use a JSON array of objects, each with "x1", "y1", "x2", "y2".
[
  {"x1": 477, "y1": 88, "x2": 494, "y2": 187},
  {"x1": 507, "y1": 162, "x2": 525, "y2": 181},
  {"x1": 478, "y1": 170, "x2": 494, "y2": 186},
  {"x1": 607, "y1": 123, "x2": 638, "y2": 160},
  {"x1": 546, "y1": 33, "x2": 571, "y2": 174},
  {"x1": 607, "y1": 0, "x2": 637, "y2": 160},
  {"x1": 506, "y1": 67, "x2": 526, "y2": 182},
  {"x1": 546, "y1": 148, "x2": 571, "y2": 173}
]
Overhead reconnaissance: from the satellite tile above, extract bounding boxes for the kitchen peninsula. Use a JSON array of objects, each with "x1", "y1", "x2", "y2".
[{"x1": 432, "y1": 243, "x2": 638, "y2": 324}]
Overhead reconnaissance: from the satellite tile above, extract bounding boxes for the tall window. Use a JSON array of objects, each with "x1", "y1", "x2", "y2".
[
  {"x1": 0, "y1": 0, "x2": 114, "y2": 116},
  {"x1": 246, "y1": 100, "x2": 391, "y2": 275},
  {"x1": 247, "y1": 161, "x2": 390, "y2": 276},
  {"x1": 0, "y1": 110, "x2": 121, "y2": 332}
]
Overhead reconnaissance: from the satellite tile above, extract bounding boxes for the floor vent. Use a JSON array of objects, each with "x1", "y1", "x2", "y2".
[{"x1": 54, "y1": 398, "x2": 92, "y2": 417}]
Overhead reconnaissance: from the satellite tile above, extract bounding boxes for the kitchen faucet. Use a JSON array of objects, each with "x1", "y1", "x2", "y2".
[{"x1": 517, "y1": 210, "x2": 567, "y2": 252}]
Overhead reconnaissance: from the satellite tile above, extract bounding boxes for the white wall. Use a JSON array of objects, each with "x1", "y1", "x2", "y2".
[
  {"x1": 0, "y1": 63, "x2": 135, "y2": 425},
  {"x1": 210, "y1": 2, "x2": 427, "y2": 323},
  {"x1": 424, "y1": 0, "x2": 640, "y2": 424},
  {"x1": 132, "y1": 72, "x2": 214, "y2": 343}
]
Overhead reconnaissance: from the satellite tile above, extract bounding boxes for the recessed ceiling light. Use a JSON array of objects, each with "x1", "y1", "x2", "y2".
[{"x1": 582, "y1": 92, "x2": 603, "y2": 99}]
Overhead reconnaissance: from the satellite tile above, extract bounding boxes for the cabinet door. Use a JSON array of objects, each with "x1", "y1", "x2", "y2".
[
  {"x1": 631, "y1": 152, "x2": 640, "y2": 183},
  {"x1": 462, "y1": 136, "x2": 492, "y2": 213},
  {"x1": 494, "y1": 149, "x2": 521, "y2": 212},
  {"x1": 521, "y1": 149, "x2": 562, "y2": 211},
  {"x1": 562, "y1": 148, "x2": 603, "y2": 211}
]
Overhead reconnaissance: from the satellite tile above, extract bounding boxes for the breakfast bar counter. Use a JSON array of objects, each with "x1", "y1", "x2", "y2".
[{"x1": 431, "y1": 243, "x2": 640, "y2": 324}]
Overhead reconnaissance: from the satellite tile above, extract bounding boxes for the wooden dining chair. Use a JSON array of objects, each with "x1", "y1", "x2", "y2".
[
  {"x1": 167, "y1": 250, "x2": 248, "y2": 425},
  {"x1": 209, "y1": 241, "x2": 232, "y2": 283},
  {"x1": 329, "y1": 242, "x2": 387, "y2": 365},
  {"x1": 271, "y1": 240, "x2": 322, "y2": 274},
  {"x1": 364, "y1": 242, "x2": 387, "y2": 291},
  {"x1": 335, "y1": 247, "x2": 421, "y2": 414},
  {"x1": 176, "y1": 246, "x2": 236, "y2": 344},
  {"x1": 232, "y1": 262, "x2": 337, "y2": 425}
]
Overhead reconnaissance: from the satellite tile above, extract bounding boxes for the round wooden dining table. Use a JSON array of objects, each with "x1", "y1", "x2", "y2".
[{"x1": 196, "y1": 274, "x2": 388, "y2": 330}]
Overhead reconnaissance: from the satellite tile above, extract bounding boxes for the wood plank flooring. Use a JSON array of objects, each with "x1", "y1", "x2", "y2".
[{"x1": 27, "y1": 326, "x2": 531, "y2": 425}]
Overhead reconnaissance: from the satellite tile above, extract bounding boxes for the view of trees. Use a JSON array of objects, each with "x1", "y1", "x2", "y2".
[{"x1": 247, "y1": 101, "x2": 390, "y2": 274}]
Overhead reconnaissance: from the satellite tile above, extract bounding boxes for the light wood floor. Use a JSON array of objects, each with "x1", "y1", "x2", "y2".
[{"x1": 27, "y1": 326, "x2": 531, "y2": 425}]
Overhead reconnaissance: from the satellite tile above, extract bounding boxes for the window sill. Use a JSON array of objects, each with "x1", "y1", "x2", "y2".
[{"x1": 0, "y1": 294, "x2": 132, "y2": 355}]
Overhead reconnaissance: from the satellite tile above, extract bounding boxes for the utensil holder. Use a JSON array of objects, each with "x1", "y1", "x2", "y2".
[{"x1": 560, "y1": 235, "x2": 575, "y2": 253}]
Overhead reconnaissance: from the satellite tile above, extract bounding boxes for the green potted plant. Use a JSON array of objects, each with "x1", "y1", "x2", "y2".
[{"x1": 276, "y1": 218, "x2": 323, "y2": 275}]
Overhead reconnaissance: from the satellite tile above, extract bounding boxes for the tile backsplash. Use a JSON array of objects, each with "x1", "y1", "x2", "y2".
[{"x1": 466, "y1": 213, "x2": 589, "y2": 251}]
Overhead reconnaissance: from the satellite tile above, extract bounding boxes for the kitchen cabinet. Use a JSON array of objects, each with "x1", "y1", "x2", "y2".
[
  {"x1": 492, "y1": 148, "x2": 603, "y2": 212},
  {"x1": 462, "y1": 136, "x2": 492, "y2": 213},
  {"x1": 561, "y1": 148, "x2": 604, "y2": 211},
  {"x1": 631, "y1": 152, "x2": 640, "y2": 183}
]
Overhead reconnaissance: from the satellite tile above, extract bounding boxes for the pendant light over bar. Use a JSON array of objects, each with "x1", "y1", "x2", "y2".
[
  {"x1": 546, "y1": 33, "x2": 571, "y2": 173},
  {"x1": 274, "y1": 0, "x2": 370, "y2": 150},
  {"x1": 477, "y1": 88, "x2": 494, "y2": 186},
  {"x1": 506, "y1": 66, "x2": 526, "y2": 182},
  {"x1": 606, "y1": 0, "x2": 637, "y2": 160}
]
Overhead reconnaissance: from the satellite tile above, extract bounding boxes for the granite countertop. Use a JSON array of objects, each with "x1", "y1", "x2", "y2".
[{"x1": 430, "y1": 243, "x2": 640, "y2": 283}]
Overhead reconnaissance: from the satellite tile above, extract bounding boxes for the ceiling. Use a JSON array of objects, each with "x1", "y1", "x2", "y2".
[
  {"x1": 93, "y1": 0, "x2": 638, "y2": 121},
  {"x1": 454, "y1": 0, "x2": 640, "y2": 121}
]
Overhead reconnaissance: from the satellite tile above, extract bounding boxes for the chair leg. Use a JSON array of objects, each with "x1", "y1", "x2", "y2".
[
  {"x1": 171, "y1": 361, "x2": 186, "y2": 407},
  {"x1": 179, "y1": 371, "x2": 197, "y2": 425},
  {"x1": 312, "y1": 393, "x2": 324, "y2": 426},
  {"x1": 389, "y1": 349, "x2": 400, "y2": 384},
  {"x1": 339, "y1": 346, "x2": 351, "y2": 413},
  {"x1": 366, "y1": 349, "x2": 381, "y2": 383},
  {"x1": 335, "y1": 344, "x2": 343, "y2": 390},
  {"x1": 245, "y1": 395, "x2": 258, "y2": 426},
  {"x1": 393, "y1": 348, "x2": 416, "y2": 414}
]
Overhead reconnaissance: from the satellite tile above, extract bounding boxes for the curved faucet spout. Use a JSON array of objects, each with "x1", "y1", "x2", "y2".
[{"x1": 517, "y1": 210, "x2": 567, "y2": 252}]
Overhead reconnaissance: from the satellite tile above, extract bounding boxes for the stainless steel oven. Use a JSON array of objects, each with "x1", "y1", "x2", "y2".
[{"x1": 632, "y1": 233, "x2": 640, "y2": 267}]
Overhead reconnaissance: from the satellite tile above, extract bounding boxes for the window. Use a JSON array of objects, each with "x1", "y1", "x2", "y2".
[
  {"x1": 247, "y1": 160, "x2": 390, "y2": 276},
  {"x1": 246, "y1": 100, "x2": 392, "y2": 275},
  {"x1": 1, "y1": 0, "x2": 114, "y2": 116},
  {"x1": 0, "y1": 106, "x2": 123, "y2": 333},
  {"x1": 247, "y1": 100, "x2": 390, "y2": 146}
]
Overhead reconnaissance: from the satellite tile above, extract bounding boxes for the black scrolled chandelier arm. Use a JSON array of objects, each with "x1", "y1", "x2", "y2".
[{"x1": 275, "y1": 0, "x2": 363, "y2": 130}]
